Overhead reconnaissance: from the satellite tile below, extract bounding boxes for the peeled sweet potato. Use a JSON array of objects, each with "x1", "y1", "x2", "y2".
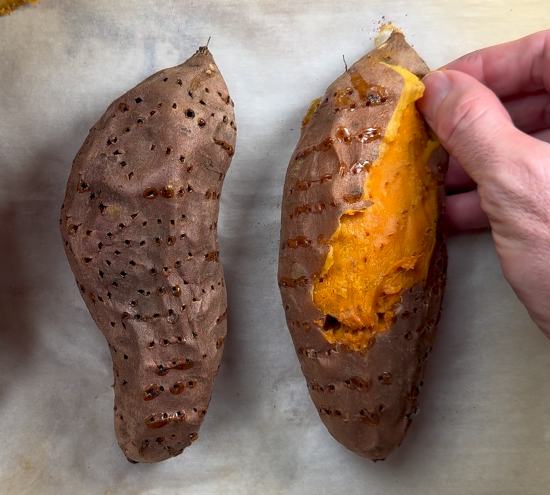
[
  {"x1": 60, "y1": 46, "x2": 236, "y2": 463},
  {"x1": 278, "y1": 28, "x2": 448, "y2": 460}
]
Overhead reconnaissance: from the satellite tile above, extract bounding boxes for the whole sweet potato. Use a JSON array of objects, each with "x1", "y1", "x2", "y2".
[
  {"x1": 278, "y1": 28, "x2": 448, "y2": 460},
  {"x1": 60, "y1": 46, "x2": 236, "y2": 463}
]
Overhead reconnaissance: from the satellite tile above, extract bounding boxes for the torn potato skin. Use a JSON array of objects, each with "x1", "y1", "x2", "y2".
[
  {"x1": 278, "y1": 30, "x2": 448, "y2": 460},
  {"x1": 60, "y1": 46, "x2": 236, "y2": 463}
]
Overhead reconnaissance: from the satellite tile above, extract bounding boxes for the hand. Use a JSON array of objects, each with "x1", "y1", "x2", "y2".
[{"x1": 417, "y1": 30, "x2": 550, "y2": 338}]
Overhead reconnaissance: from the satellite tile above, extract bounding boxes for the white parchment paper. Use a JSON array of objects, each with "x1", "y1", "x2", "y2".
[{"x1": 1, "y1": 1, "x2": 549, "y2": 494}]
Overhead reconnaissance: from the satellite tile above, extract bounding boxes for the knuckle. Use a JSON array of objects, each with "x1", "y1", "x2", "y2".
[
  {"x1": 456, "y1": 49, "x2": 483, "y2": 67},
  {"x1": 538, "y1": 31, "x2": 550, "y2": 91}
]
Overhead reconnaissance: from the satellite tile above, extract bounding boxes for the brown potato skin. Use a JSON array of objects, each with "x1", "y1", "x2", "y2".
[
  {"x1": 278, "y1": 32, "x2": 448, "y2": 460},
  {"x1": 60, "y1": 47, "x2": 236, "y2": 463}
]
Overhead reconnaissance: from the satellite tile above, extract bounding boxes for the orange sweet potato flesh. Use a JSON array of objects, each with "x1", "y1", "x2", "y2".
[
  {"x1": 312, "y1": 67, "x2": 440, "y2": 351},
  {"x1": 0, "y1": 0, "x2": 38, "y2": 15},
  {"x1": 278, "y1": 29, "x2": 448, "y2": 460}
]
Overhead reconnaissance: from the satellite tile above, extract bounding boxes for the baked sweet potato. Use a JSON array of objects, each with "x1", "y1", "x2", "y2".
[
  {"x1": 0, "y1": 0, "x2": 38, "y2": 16},
  {"x1": 278, "y1": 27, "x2": 448, "y2": 460},
  {"x1": 60, "y1": 46, "x2": 236, "y2": 463}
]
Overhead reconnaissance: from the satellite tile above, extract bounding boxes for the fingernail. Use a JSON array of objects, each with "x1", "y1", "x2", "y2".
[{"x1": 419, "y1": 70, "x2": 452, "y2": 121}]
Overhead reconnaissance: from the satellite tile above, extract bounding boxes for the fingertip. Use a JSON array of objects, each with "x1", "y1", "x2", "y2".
[
  {"x1": 445, "y1": 190, "x2": 490, "y2": 232},
  {"x1": 444, "y1": 156, "x2": 476, "y2": 193},
  {"x1": 417, "y1": 70, "x2": 451, "y2": 126}
]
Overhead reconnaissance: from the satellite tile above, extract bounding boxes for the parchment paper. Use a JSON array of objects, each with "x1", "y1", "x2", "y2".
[{"x1": 1, "y1": 1, "x2": 549, "y2": 494}]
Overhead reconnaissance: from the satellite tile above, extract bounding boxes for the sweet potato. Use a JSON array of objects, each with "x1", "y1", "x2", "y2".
[
  {"x1": 278, "y1": 28, "x2": 448, "y2": 460},
  {"x1": 60, "y1": 46, "x2": 236, "y2": 463},
  {"x1": 0, "y1": 0, "x2": 38, "y2": 16}
]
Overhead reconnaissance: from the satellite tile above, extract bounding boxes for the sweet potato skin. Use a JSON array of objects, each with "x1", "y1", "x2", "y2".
[
  {"x1": 60, "y1": 47, "x2": 236, "y2": 463},
  {"x1": 278, "y1": 31, "x2": 448, "y2": 459}
]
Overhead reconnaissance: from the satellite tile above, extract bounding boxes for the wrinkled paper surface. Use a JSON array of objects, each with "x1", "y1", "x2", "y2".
[{"x1": 1, "y1": 1, "x2": 549, "y2": 494}]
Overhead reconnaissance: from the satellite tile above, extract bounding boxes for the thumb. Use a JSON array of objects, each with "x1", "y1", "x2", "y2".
[{"x1": 417, "y1": 70, "x2": 518, "y2": 184}]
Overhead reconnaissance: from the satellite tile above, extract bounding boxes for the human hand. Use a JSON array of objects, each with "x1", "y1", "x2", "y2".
[{"x1": 417, "y1": 30, "x2": 550, "y2": 338}]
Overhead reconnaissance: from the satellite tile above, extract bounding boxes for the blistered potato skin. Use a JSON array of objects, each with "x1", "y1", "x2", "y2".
[
  {"x1": 278, "y1": 32, "x2": 448, "y2": 460},
  {"x1": 60, "y1": 47, "x2": 236, "y2": 463}
]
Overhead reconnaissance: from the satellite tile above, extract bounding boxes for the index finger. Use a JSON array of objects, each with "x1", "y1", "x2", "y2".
[{"x1": 444, "y1": 29, "x2": 550, "y2": 98}]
